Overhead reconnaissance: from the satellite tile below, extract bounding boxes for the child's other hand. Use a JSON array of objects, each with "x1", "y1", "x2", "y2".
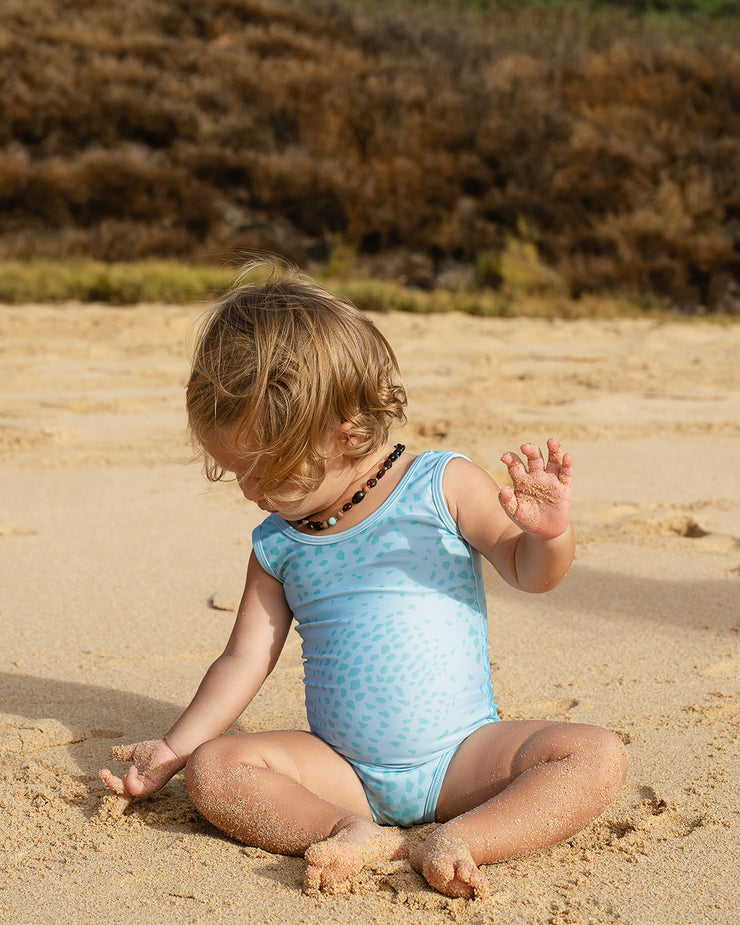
[
  {"x1": 499, "y1": 438, "x2": 572, "y2": 538},
  {"x1": 99, "y1": 739, "x2": 183, "y2": 811}
]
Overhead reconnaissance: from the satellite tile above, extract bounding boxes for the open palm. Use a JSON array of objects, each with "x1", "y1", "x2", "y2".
[{"x1": 499, "y1": 439, "x2": 572, "y2": 538}]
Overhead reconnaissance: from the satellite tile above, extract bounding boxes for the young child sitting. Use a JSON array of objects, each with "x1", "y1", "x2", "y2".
[{"x1": 101, "y1": 263, "x2": 627, "y2": 899}]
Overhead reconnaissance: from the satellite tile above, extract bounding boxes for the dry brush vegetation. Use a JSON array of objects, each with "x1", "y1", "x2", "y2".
[{"x1": 1, "y1": 0, "x2": 739, "y2": 311}]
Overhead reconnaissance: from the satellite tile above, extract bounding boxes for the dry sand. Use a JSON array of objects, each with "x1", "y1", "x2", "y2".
[{"x1": 1, "y1": 303, "x2": 738, "y2": 924}]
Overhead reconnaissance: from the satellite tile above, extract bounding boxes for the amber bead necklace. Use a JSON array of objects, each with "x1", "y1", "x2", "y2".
[{"x1": 291, "y1": 443, "x2": 406, "y2": 531}]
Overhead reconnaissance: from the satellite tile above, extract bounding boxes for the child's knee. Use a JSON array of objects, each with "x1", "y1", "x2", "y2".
[
  {"x1": 591, "y1": 728, "x2": 629, "y2": 799},
  {"x1": 185, "y1": 736, "x2": 272, "y2": 810},
  {"x1": 184, "y1": 738, "x2": 226, "y2": 808}
]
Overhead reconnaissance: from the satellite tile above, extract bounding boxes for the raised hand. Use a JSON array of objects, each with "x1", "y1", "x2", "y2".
[
  {"x1": 100, "y1": 739, "x2": 184, "y2": 813},
  {"x1": 499, "y1": 438, "x2": 572, "y2": 539}
]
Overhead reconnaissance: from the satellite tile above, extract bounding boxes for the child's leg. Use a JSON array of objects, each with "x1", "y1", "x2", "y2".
[
  {"x1": 411, "y1": 720, "x2": 628, "y2": 899},
  {"x1": 184, "y1": 730, "x2": 407, "y2": 892}
]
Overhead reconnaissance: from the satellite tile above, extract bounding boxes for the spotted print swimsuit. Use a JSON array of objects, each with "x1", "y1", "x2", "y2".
[{"x1": 251, "y1": 451, "x2": 499, "y2": 826}]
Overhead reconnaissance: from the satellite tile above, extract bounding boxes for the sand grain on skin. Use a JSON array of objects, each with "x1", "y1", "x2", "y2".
[{"x1": 304, "y1": 820, "x2": 409, "y2": 894}]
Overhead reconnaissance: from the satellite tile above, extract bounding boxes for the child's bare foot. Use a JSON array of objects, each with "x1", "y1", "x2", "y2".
[
  {"x1": 303, "y1": 815, "x2": 408, "y2": 894},
  {"x1": 410, "y1": 830, "x2": 490, "y2": 899}
]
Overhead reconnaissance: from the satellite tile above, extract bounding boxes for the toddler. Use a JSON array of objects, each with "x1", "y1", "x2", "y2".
[{"x1": 101, "y1": 263, "x2": 627, "y2": 899}]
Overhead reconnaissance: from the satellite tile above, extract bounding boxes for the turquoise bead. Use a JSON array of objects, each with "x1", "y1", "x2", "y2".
[{"x1": 328, "y1": 516, "x2": 338, "y2": 526}]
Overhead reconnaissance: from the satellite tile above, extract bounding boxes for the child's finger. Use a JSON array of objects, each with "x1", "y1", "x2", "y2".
[
  {"x1": 545, "y1": 438, "x2": 562, "y2": 470},
  {"x1": 520, "y1": 443, "x2": 545, "y2": 472},
  {"x1": 110, "y1": 793, "x2": 133, "y2": 815},
  {"x1": 122, "y1": 763, "x2": 165, "y2": 797},
  {"x1": 559, "y1": 453, "x2": 573, "y2": 485},
  {"x1": 96, "y1": 789, "x2": 133, "y2": 820},
  {"x1": 99, "y1": 768, "x2": 126, "y2": 795},
  {"x1": 501, "y1": 451, "x2": 527, "y2": 482}
]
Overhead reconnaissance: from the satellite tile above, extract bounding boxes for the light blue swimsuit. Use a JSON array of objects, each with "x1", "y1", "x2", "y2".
[{"x1": 252, "y1": 451, "x2": 499, "y2": 826}]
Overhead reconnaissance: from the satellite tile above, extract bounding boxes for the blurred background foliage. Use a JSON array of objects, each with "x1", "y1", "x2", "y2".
[{"x1": 1, "y1": 0, "x2": 739, "y2": 311}]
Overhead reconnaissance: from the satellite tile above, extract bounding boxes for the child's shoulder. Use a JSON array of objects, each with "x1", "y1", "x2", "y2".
[
  {"x1": 413, "y1": 447, "x2": 472, "y2": 469},
  {"x1": 405, "y1": 450, "x2": 491, "y2": 524},
  {"x1": 439, "y1": 452, "x2": 497, "y2": 487},
  {"x1": 400, "y1": 448, "x2": 471, "y2": 487},
  {"x1": 439, "y1": 454, "x2": 502, "y2": 522},
  {"x1": 415, "y1": 448, "x2": 482, "y2": 477}
]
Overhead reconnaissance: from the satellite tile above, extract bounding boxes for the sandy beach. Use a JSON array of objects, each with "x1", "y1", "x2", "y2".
[{"x1": 1, "y1": 302, "x2": 738, "y2": 924}]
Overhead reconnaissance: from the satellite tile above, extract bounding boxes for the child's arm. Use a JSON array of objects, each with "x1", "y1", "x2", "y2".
[
  {"x1": 100, "y1": 551, "x2": 292, "y2": 805},
  {"x1": 445, "y1": 438, "x2": 574, "y2": 593}
]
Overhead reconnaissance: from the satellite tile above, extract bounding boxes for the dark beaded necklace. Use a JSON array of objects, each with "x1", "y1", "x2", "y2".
[{"x1": 291, "y1": 443, "x2": 406, "y2": 531}]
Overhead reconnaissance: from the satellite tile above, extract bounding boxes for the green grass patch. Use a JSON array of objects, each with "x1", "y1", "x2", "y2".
[
  {"x1": 338, "y1": 276, "x2": 646, "y2": 319},
  {"x1": 0, "y1": 257, "x2": 726, "y2": 321},
  {"x1": 0, "y1": 260, "x2": 236, "y2": 305}
]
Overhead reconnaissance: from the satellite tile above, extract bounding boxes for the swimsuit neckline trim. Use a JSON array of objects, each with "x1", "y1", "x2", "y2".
[{"x1": 275, "y1": 451, "x2": 434, "y2": 545}]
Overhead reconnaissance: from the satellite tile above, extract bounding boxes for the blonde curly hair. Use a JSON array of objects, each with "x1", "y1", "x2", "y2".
[{"x1": 186, "y1": 260, "x2": 407, "y2": 505}]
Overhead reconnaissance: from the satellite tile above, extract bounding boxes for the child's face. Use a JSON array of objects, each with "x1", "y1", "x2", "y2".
[{"x1": 203, "y1": 430, "x2": 354, "y2": 522}]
